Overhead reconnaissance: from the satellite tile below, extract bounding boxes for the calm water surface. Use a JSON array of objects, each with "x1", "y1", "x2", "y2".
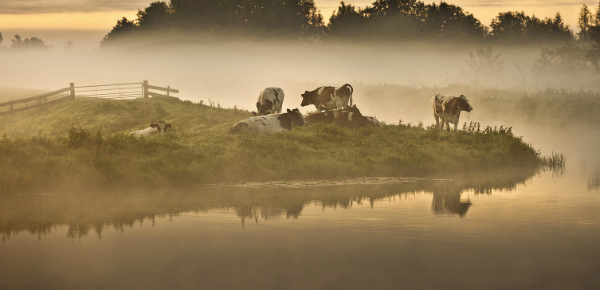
[{"x1": 1, "y1": 130, "x2": 599, "y2": 290}]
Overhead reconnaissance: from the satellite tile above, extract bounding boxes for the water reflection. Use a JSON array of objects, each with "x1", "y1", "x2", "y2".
[
  {"x1": 432, "y1": 187, "x2": 472, "y2": 217},
  {"x1": 1, "y1": 167, "x2": 539, "y2": 240}
]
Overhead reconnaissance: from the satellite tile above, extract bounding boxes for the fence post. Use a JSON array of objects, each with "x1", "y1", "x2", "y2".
[
  {"x1": 167, "y1": 86, "x2": 170, "y2": 97},
  {"x1": 70, "y1": 83, "x2": 75, "y2": 100},
  {"x1": 143, "y1": 80, "x2": 149, "y2": 98},
  {"x1": 10, "y1": 100, "x2": 13, "y2": 116}
]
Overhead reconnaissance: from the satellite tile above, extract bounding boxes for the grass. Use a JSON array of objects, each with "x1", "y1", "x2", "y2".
[{"x1": 0, "y1": 95, "x2": 562, "y2": 195}]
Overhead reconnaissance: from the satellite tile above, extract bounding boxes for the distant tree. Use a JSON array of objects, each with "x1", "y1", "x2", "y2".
[
  {"x1": 533, "y1": 42, "x2": 592, "y2": 76},
  {"x1": 10, "y1": 35, "x2": 50, "y2": 50},
  {"x1": 100, "y1": 17, "x2": 138, "y2": 47},
  {"x1": 490, "y1": 11, "x2": 572, "y2": 44},
  {"x1": 578, "y1": 4, "x2": 593, "y2": 40},
  {"x1": 466, "y1": 45, "x2": 504, "y2": 78},
  {"x1": 586, "y1": 25, "x2": 600, "y2": 72},
  {"x1": 328, "y1": 2, "x2": 367, "y2": 38},
  {"x1": 595, "y1": 2, "x2": 600, "y2": 26},
  {"x1": 419, "y1": 2, "x2": 487, "y2": 39},
  {"x1": 489, "y1": 11, "x2": 529, "y2": 42},
  {"x1": 0, "y1": 32, "x2": 3, "y2": 46},
  {"x1": 65, "y1": 40, "x2": 73, "y2": 50},
  {"x1": 137, "y1": 1, "x2": 172, "y2": 32}
]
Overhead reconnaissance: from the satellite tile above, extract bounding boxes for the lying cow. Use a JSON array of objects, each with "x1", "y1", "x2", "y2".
[
  {"x1": 129, "y1": 120, "x2": 172, "y2": 137},
  {"x1": 334, "y1": 111, "x2": 383, "y2": 129},
  {"x1": 253, "y1": 87, "x2": 285, "y2": 116},
  {"x1": 230, "y1": 108, "x2": 306, "y2": 135},
  {"x1": 432, "y1": 94, "x2": 473, "y2": 132},
  {"x1": 304, "y1": 105, "x2": 361, "y2": 125},
  {"x1": 301, "y1": 84, "x2": 353, "y2": 112}
]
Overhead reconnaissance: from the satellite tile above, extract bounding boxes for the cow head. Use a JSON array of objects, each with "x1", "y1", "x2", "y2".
[
  {"x1": 457, "y1": 95, "x2": 473, "y2": 112},
  {"x1": 256, "y1": 100, "x2": 274, "y2": 116},
  {"x1": 287, "y1": 108, "x2": 306, "y2": 127},
  {"x1": 150, "y1": 120, "x2": 172, "y2": 133},
  {"x1": 346, "y1": 105, "x2": 361, "y2": 115},
  {"x1": 300, "y1": 90, "x2": 316, "y2": 107}
]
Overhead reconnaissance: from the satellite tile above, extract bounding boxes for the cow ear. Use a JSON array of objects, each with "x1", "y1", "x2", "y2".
[
  {"x1": 150, "y1": 123, "x2": 158, "y2": 128},
  {"x1": 287, "y1": 109, "x2": 292, "y2": 113}
]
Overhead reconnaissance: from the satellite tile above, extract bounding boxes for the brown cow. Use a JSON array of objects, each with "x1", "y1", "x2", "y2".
[
  {"x1": 300, "y1": 84, "x2": 353, "y2": 112},
  {"x1": 432, "y1": 94, "x2": 473, "y2": 132},
  {"x1": 334, "y1": 111, "x2": 383, "y2": 129},
  {"x1": 304, "y1": 105, "x2": 361, "y2": 125}
]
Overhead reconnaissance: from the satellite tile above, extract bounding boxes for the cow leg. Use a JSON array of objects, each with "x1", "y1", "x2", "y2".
[
  {"x1": 434, "y1": 114, "x2": 440, "y2": 130},
  {"x1": 445, "y1": 121, "x2": 450, "y2": 132},
  {"x1": 453, "y1": 122, "x2": 458, "y2": 132}
]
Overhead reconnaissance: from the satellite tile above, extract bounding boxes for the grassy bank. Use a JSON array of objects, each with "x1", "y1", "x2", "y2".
[{"x1": 0, "y1": 96, "x2": 560, "y2": 194}]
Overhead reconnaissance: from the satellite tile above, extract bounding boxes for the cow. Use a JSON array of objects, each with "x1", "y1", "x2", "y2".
[
  {"x1": 304, "y1": 105, "x2": 361, "y2": 125},
  {"x1": 129, "y1": 120, "x2": 172, "y2": 137},
  {"x1": 333, "y1": 110, "x2": 383, "y2": 129},
  {"x1": 300, "y1": 84, "x2": 353, "y2": 112},
  {"x1": 230, "y1": 108, "x2": 306, "y2": 135},
  {"x1": 253, "y1": 87, "x2": 285, "y2": 116},
  {"x1": 432, "y1": 94, "x2": 473, "y2": 132}
]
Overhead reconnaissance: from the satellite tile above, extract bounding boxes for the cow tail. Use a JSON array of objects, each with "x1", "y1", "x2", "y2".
[{"x1": 344, "y1": 84, "x2": 354, "y2": 106}]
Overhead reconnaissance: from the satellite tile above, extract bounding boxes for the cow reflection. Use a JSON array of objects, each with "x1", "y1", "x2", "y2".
[
  {"x1": 236, "y1": 204, "x2": 305, "y2": 227},
  {"x1": 431, "y1": 187, "x2": 472, "y2": 217}
]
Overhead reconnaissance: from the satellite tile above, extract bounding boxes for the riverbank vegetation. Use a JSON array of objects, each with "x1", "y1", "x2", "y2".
[{"x1": 0, "y1": 95, "x2": 563, "y2": 194}]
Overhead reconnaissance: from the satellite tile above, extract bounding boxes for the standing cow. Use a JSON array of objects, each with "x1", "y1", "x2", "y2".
[
  {"x1": 432, "y1": 94, "x2": 473, "y2": 132},
  {"x1": 253, "y1": 87, "x2": 285, "y2": 116},
  {"x1": 230, "y1": 108, "x2": 306, "y2": 135},
  {"x1": 300, "y1": 84, "x2": 353, "y2": 112}
]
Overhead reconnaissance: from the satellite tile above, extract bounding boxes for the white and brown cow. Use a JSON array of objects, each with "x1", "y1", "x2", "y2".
[
  {"x1": 300, "y1": 84, "x2": 353, "y2": 112},
  {"x1": 230, "y1": 108, "x2": 306, "y2": 135},
  {"x1": 129, "y1": 120, "x2": 172, "y2": 137},
  {"x1": 304, "y1": 105, "x2": 361, "y2": 125},
  {"x1": 253, "y1": 87, "x2": 285, "y2": 116},
  {"x1": 432, "y1": 94, "x2": 473, "y2": 132},
  {"x1": 333, "y1": 110, "x2": 383, "y2": 129}
]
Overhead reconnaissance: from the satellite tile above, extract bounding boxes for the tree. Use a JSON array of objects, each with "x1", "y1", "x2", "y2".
[
  {"x1": 10, "y1": 35, "x2": 50, "y2": 50},
  {"x1": 328, "y1": 2, "x2": 367, "y2": 38},
  {"x1": 490, "y1": 11, "x2": 572, "y2": 44},
  {"x1": 100, "y1": 17, "x2": 138, "y2": 47},
  {"x1": 0, "y1": 32, "x2": 3, "y2": 46},
  {"x1": 419, "y1": 2, "x2": 486, "y2": 39},
  {"x1": 490, "y1": 11, "x2": 529, "y2": 42},
  {"x1": 578, "y1": 4, "x2": 593, "y2": 40},
  {"x1": 137, "y1": 1, "x2": 172, "y2": 32}
]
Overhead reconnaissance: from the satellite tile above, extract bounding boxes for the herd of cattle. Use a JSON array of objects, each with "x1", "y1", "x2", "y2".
[{"x1": 129, "y1": 84, "x2": 474, "y2": 136}]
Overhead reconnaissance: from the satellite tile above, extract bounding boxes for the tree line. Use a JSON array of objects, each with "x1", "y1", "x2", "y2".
[{"x1": 99, "y1": 0, "x2": 600, "y2": 46}]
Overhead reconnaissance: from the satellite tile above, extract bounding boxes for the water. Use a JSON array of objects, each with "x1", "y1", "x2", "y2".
[{"x1": 1, "y1": 132, "x2": 600, "y2": 289}]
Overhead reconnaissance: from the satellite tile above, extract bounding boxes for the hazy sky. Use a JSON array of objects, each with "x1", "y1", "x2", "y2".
[{"x1": 0, "y1": 0, "x2": 596, "y2": 33}]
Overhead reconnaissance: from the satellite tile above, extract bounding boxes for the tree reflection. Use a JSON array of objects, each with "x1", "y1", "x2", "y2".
[{"x1": 0, "y1": 167, "x2": 541, "y2": 239}]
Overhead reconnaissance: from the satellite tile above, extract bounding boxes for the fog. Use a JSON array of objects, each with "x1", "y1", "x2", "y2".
[
  {"x1": 2, "y1": 40, "x2": 597, "y2": 112},
  {"x1": 2, "y1": 39, "x2": 600, "y2": 163}
]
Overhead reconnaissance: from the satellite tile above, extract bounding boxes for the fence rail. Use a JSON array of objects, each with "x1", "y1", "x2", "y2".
[{"x1": 0, "y1": 80, "x2": 178, "y2": 116}]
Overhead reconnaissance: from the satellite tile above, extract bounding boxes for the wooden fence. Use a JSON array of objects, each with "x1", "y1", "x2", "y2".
[{"x1": 0, "y1": 81, "x2": 178, "y2": 116}]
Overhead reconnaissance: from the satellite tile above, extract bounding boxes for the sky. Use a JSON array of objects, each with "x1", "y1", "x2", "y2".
[{"x1": 0, "y1": 0, "x2": 598, "y2": 48}]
